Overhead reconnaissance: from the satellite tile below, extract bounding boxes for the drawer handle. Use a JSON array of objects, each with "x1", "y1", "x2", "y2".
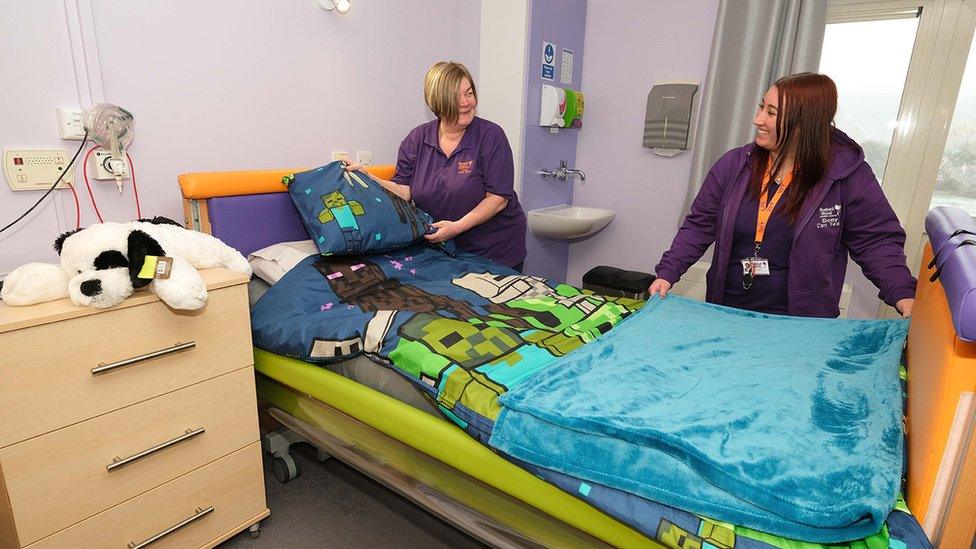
[
  {"x1": 107, "y1": 428, "x2": 205, "y2": 472},
  {"x1": 91, "y1": 341, "x2": 196, "y2": 376},
  {"x1": 127, "y1": 506, "x2": 214, "y2": 549}
]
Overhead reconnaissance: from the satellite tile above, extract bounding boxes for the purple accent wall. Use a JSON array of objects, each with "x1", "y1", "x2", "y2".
[
  {"x1": 0, "y1": 0, "x2": 480, "y2": 275},
  {"x1": 520, "y1": 0, "x2": 587, "y2": 284},
  {"x1": 568, "y1": 1, "x2": 720, "y2": 285}
]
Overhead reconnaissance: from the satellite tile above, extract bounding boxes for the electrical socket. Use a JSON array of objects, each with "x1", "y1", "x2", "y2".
[
  {"x1": 355, "y1": 150, "x2": 373, "y2": 165},
  {"x1": 56, "y1": 107, "x2": 86, "y2": 140},
  {"x1": 331, "y1": 151, "x2": 349, "y2": 162}
]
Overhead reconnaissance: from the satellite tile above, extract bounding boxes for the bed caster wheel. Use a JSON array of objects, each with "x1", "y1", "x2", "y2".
[
  {"x1": 272, "y1": 453, "x2": 299, "y2": 483},
  {"x1": 248, "y1": 522, "x2": 261, "y2": 539}
]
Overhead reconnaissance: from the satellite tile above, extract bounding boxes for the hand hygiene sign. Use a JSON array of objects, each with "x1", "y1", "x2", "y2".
[{"x1": 542, "y1": 42, "x2": 555, "y2": 81}]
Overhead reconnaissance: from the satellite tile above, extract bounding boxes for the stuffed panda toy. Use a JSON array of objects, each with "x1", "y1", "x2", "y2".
[{"x1": 1, "y1": 217, "x2": 251, "y2": 310}]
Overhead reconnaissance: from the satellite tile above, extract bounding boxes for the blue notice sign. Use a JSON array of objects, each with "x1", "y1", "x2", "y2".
[{"x1": 542, "y1": 41, "x2": 555, "y2": 81}]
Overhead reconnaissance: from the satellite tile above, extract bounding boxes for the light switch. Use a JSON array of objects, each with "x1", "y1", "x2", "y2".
[{"x1": 355, "y1": 150, "x2": 373, "y2": 166}]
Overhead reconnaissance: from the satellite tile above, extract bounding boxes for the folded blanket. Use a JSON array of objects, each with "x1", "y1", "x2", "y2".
[{"x1": 490, "y1": 295, "x2": 908, "y2": 543}]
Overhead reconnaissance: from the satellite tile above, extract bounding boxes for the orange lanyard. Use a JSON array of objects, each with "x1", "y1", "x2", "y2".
[{"x1": 753, "y1": 164, "x2": 793, "y2": 251}]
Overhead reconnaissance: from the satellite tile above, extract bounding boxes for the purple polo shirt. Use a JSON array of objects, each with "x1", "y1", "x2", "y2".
[
  {"x1": 392, "y1": 117, "x2": 527, "y2": 268},
  {"x1": 722, "y1": 183, "x2": 794, "y2": 314}
]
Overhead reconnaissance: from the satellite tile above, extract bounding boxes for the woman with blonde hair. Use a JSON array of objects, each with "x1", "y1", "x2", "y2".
[{"x1": 347, "y1": 61, "x2": 527, "y2": 271}]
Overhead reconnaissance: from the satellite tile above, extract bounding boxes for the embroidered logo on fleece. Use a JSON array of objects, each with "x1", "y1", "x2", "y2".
[
  {"x1": 816, "y1": 204, "x2": 842, "y2": 229},
  {"x1": 457, "y1": 160, "x2": 474, "y2": 175}
]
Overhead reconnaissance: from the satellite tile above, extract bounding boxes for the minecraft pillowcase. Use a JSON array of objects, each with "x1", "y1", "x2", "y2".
[{"x1": 285, "y1": 161, "x2": 454, "y2": 256}]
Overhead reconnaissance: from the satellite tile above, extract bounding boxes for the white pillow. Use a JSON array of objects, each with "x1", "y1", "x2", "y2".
[{"x1": 247, "y1": 240, "x2": 318, "y2": 285}]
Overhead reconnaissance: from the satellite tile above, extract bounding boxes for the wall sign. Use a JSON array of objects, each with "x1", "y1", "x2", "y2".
[
  {"x1": 542, "y1": 41, "x2": 555, "y2": 81},
  {"x1": 560, "y1": 48, "x2": 574, "y2": 85}
]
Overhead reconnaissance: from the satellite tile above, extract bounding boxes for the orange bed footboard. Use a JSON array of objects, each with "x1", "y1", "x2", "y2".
[{"x1": 906, "y1": 243, "x2": 976, "y2": 543}]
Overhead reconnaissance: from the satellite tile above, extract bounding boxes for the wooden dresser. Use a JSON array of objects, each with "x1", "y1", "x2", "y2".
[{"x1": 0, "y1": 269, "x2": 268, "y2": 548}]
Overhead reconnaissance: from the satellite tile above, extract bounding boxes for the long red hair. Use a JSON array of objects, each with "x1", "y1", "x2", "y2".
[{"x1": 749, "y1": 73, "x2": 838, "y2": 222}]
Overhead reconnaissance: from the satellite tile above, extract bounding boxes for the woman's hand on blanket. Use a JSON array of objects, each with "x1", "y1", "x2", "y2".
[
  {"x1": 896, "y1": 298, "x2": 914, "y2": 317},
  {"x1": 425, "y1": 220, "x2": 462, "y2": 243},
  {"x1": 649, "y1": 278, "x2": 671, "y2": 299}
]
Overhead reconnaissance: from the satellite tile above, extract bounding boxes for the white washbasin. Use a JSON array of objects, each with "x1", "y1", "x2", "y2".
[{"x1": 527, "y1": 204, "x2": 615, "y2": 241}]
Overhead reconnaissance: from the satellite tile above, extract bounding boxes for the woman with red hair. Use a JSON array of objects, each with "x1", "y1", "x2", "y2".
[{"x1": 650, "y1": 73, "x2": 916, "y2": 318}]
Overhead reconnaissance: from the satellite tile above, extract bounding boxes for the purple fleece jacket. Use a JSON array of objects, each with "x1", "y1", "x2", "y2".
[{"x1": 655, "y1": 128, "x2": 917, "y2": 318}]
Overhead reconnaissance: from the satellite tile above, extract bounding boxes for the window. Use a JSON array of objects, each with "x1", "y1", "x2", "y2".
[
  {"x1": 820, "y1": 18, "x2": 919, "y2": 183},
  {"x1": 822, "y1": 0, "x2": 976, "y2": 318},
  {"x1": 931, "y1": 34, "x2": 976, "y2": 215}
]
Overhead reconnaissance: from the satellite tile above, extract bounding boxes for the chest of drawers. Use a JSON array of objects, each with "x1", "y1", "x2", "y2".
[{"x1": 0, "y1": 269, "x2": 268, "y2": 548}]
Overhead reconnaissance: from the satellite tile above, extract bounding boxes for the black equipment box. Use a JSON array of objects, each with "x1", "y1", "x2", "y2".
[{"x1": 582, "y1": 266, "x2": 654, "y2": 300}]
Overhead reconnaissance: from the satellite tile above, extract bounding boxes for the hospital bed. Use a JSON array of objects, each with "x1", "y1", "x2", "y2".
[{"x1": 176, "y1": 166, "x2": 969, "y2": 548}]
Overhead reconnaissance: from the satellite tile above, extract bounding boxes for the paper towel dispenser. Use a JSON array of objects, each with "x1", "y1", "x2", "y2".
[{"x1": 643, "y1": 82, "x2": 699, "y2": 156}]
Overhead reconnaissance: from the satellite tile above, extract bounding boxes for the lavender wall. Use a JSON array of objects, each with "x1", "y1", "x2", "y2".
[
  {"x1": 568, "y1": 1, "x2": 720, "y2": 284},
  {"x1": 520, "y1": 0, "x2": 587, "y2": 283},
  {"x1": 0, "y1": 3, "x2": 90, "y2": 274},
  {"x1": 0, "y1": 0, "x2": 480, "y2": 275}
]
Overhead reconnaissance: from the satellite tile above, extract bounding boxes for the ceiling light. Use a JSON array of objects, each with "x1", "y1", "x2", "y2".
[{"x1": 317, "y1": 0, "x2": 351, "y2": 15}]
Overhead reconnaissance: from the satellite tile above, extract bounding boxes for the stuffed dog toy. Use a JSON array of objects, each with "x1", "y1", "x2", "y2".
[{"x1": 1, "y1": 217, "x2": 251, "y2": 310}]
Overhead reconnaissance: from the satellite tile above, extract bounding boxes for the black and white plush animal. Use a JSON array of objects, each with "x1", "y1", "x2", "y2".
[{"x1": 1, "y1": 217, "x2": 251, "y2": 310}]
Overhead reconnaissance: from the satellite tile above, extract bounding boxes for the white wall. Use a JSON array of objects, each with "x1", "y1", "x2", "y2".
[
  {"x1": 479, "y1": 0, "x2": 529, "y2": 194},
  {"x1": 0, "y1": 0, "x2": 481, "y2": 274},
  {"x1": 568, "y1": 0, "x2": 720, "y2": 285},
  {"x1": 0, "y1": 1, "x2": 93, "y2": 273}
]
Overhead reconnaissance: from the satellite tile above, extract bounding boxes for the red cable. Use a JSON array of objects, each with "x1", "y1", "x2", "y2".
[
  {"x1": 82, "y1": 146, "x2": 104, "y2": 223},
  {"x1": 66, "y1": 181, "x2": 81, "y2": 229},
  {"x1": 126, "y1": 151, "x2": 141, "y2": 219}
]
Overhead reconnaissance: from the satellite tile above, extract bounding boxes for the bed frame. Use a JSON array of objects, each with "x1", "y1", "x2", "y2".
[
  {"x1": 177, "y1": 166, "x2": 973, "y2": 548},
  {"x1": 179, "y1": 166, "x2": 652, "y2": 548}
]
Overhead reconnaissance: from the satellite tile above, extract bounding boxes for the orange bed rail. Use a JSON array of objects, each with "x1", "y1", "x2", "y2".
[{"x1": 178, "y1": 165, "x2": 396, "y2": 200}]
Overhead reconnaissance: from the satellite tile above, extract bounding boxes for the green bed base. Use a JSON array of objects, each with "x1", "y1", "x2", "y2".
[{"x1": 254, "y1": 348, "x2": 658, "y2": 548}]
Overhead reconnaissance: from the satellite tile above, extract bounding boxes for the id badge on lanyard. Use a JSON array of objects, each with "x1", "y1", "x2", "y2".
[
  {"x1": 743, "y1": 166, "x2": 792, "y2": 290},
  {"x1": 741, "y1": 256, "x2": 770, "y2": 290}
]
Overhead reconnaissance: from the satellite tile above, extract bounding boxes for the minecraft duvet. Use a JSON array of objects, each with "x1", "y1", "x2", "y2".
[{"x1": 249, "y1": 243, "x2": 929, "y2": 549}]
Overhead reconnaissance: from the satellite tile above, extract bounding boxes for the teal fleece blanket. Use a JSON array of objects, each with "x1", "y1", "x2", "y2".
[{"x1": 490, "y1": 296, "x2": 908, "y2": 543}]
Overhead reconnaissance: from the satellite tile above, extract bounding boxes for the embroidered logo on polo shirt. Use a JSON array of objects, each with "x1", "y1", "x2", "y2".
[{"x1": 457, "y1": 160, "x2": 474, "y2": 175}]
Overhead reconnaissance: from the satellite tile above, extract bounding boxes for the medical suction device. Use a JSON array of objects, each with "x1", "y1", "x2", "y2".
[{"x1": 83, "y1": 103, "x2": 134, "y2": 193}]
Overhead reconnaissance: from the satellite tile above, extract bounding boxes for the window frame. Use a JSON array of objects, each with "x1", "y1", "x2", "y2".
[
  {"x1": 826, "y1": 0, "x2": 976, "y2": 317},
  {"x1": 827, "y1": 0, "x2": 922, "y2": 23}
]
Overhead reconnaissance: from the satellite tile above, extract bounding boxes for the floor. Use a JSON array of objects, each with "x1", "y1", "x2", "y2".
[{"x1": 219, "y1": 442, "x2": 485, "y2": 548}]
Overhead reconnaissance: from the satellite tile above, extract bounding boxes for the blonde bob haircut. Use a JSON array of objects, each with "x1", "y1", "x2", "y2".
[{"x1": 424, "y1": 61, "x2": 477, "y2": 124}]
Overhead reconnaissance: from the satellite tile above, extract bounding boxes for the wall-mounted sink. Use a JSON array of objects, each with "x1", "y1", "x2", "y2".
[{"x1": 527, "y1": 205, "x2": 615, "y2": 241}]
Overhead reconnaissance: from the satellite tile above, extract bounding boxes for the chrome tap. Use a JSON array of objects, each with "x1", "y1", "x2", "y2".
[
  {"x1": 540, "y1": 160, "x2": 586, "y2": 182},
  {"x1": 564, "y1": 162, "x2": 586, "y2": 182}
]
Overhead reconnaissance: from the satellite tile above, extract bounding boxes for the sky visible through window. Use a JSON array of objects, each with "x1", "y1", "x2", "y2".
[
  {"x1": 820, "y1": 19, "x2": 917, "y2": 182},
  {"x1": 821, "y1": 17, "x2": 976, "y2": 216}
]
